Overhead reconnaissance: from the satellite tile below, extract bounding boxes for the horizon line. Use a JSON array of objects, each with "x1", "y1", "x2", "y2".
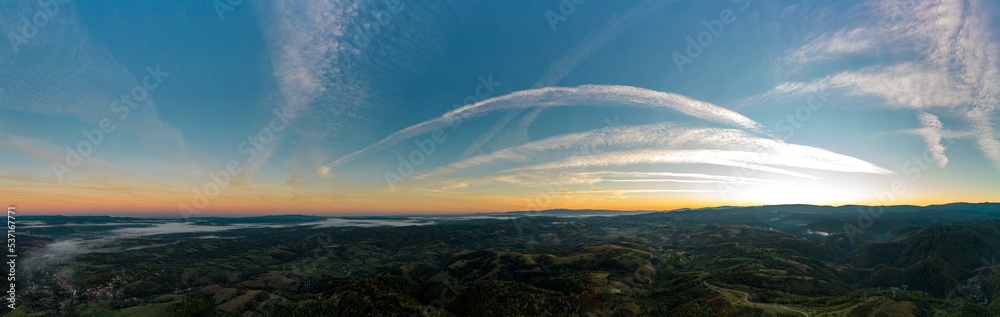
[{"x1": 15, "y1": 201, "x2": 999, "y2": 218}]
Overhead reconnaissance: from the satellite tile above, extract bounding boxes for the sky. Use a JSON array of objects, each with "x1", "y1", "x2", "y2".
[{"x1": 0, "y1": 0, "x2": 998, "y2": 215}]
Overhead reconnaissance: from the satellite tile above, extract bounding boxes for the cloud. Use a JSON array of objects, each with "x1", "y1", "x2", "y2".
[
  {"x1": 0, "y1": 130, "x2": 178, "y2": 187},
  {"x1": 240, "y1": 0, "x2": 356, "y2": 181},
  {"x1": 434, "y1": 170, "x2": 788, "y2": 192},
  {"x1": 0, "y1": 131, "x2": 65, "y2": 162},
  {"x1": 0, "y1": 2, "x2": 186, "y2": 157},
  {"x1": 968, "y1": 106, "x2": 1000, "y2": 166},
  {"x1": 318, "y1": 165, "x2": 334, "y2": 178},
  {"x1": 786, "y1": 27, "x2": 878, "y2": 64},
  {"x1": 581, "y1": 171, "x2": 789, "y2": 185},
  {"x1": 422, "y1": 123, "x2": 891, "y2": 180},
  {"x1": 459, "y1": 110, "x2": 522, "y2": 160},
  {"x1": 746, "y1": 63, "x2": 972, "y2": 109},
  {"x1": 432, "y1": 122, "x2": 698, "y2": 173},
  {"x1": 110, "y1": 222, "x2": 258, "y2": 236},
  {"x1": 253, "y1": 0, "x2": 358, "y2": 121},
  {"x1": 751, "y1": 0, "x2": 1000, "y2": 167},
  {"x1": 510, "y1": 149, "x2": 882, "y2": 179},
  {"x1": 303, "y1": 218, "x2": 434, "y2": 228},
  {"x1": 410, "y1": 122, "x2": 892, "y2": 196},
  {"x1": 917, "y1": 112, "x2": 949, "y2": 167},
  {"x1": 533, "y1": 1, "x2": 668, "y2": 88},
  {"x1": 252, "y1": 0, "x2": 436, "y2": 184},
  {"x1": 569, "y1": 189, "x2": 723, "y2": 196},
  {"x1": 322, "y1": 85, "x2": 767, "y2": 174},
  {"x1": 459, "y1": 0, "x2": 669, "y2": 158}
]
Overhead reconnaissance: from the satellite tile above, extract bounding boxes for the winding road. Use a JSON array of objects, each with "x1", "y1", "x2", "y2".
[{"x1": 703, "y1": 281, "x2": 810, "y2": 317}]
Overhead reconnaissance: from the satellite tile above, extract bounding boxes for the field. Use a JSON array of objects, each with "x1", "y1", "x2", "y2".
[{"x1": 4, "y1": 204, "x2": 1000, "y2": 316}]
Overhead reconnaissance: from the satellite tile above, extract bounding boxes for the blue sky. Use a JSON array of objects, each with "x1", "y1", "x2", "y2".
[{"x1": 0, "y1": 0, "x2": 998, "y2": 214}]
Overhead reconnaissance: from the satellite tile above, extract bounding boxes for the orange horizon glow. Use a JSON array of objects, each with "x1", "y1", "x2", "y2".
[{"x1": 8, "y1": 186, "x2": 995, "y2": 216}]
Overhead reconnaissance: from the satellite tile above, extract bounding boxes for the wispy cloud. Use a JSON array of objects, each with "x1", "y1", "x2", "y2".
[
  {"x1": 241, "y1": 0, "x2": 356, "y2": 181},
  {"x1": 510, "y1": 149, "x2": 882, "y2": 179},
  {"x1": 422, "y1": 123, "x2": 891, "y2": 181},
  {"x1": 323, "y1": 85, "x2": 768, "y2": 173},
  {"x1": 304, "y1": 218, "x2": 434, "y2": 228},
  {"x1": 0, "y1": 2, "x2": 186, "y2": 157},
  {"x1": 252, "y1": 0, "x2": 439, "y2": 185},
  {"x1": 968, "y1": 105, "x2": 1000, "y2": 165},
  {"x1": 455, "y1": 0, "x2": 668, "y2": 159},
  {"x1": 253, "y1": 0, "x2": 357, "y2": 121},
  {"x1": 409, "y1": 121, "x2": 892, "y2": 197},
  {"x1": 0, "y1": 130, "x2": 178, "y2": 188},
  {"x1": 917, "y1": 112, "x2": 949, "y2": 167},
  {"x1": 786, "y1": 27, "x2": 878, "y2": 64},
  {"x1": 745, "y1": 63, "x2": 972, "y2": 109},
  {"x1": 563, "y1": 189, "x2": 723, "y2": 196},
  {"x1": 580, "y1": 171, "x2": 788, "y2": 185},
  {"x1": 748, "y1": 0, "x2": 1000, "y2": 167},
  {"x1": 460, "y1": 111, "x2": 523, "y2": 160},
  {"x1": 433, "y1": 170, "x2": 788, "y2": 193},
  {"x1": 448, "y1": 86, "x2": 766, "y2": 131}
]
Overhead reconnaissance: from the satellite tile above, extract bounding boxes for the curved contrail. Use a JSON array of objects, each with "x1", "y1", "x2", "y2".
[
  {"x1": 461, "y1": 0, "x2": 670, "y2": 158},
  {"x1": 322, "y1": 85, "x2": 768, "y2": 170},
  {"x1": 415, "y1": 123, "x2": 893, "y2": 184}
]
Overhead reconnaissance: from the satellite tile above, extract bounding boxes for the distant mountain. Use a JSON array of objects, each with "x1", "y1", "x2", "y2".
[
  {"x1": 501, "y1": 209, "x2": 652, "y2": 217},
  {"x1": 925, "y1": 202, "x2": 1000, "y2": 212},
  {"x1": 19, "y1": 215, "x2": 142, "y2": 224},
  {"x1": 620, "y1": 203, "x2": 1000, "y2": 245},
  {"x1": 850, "y1": 220, "x2": 1000, "y2": 298},
  {"x1": 14, "y1": 202, "x2": 1000, "y2": 316},
  {"x1": 189, "y1": 215, "x2": 327, "y2": 224}
]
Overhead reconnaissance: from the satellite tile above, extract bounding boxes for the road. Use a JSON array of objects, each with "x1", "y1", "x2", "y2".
[{"x1": 703, "y1": 281, "x2": 810, "y2": 317}]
